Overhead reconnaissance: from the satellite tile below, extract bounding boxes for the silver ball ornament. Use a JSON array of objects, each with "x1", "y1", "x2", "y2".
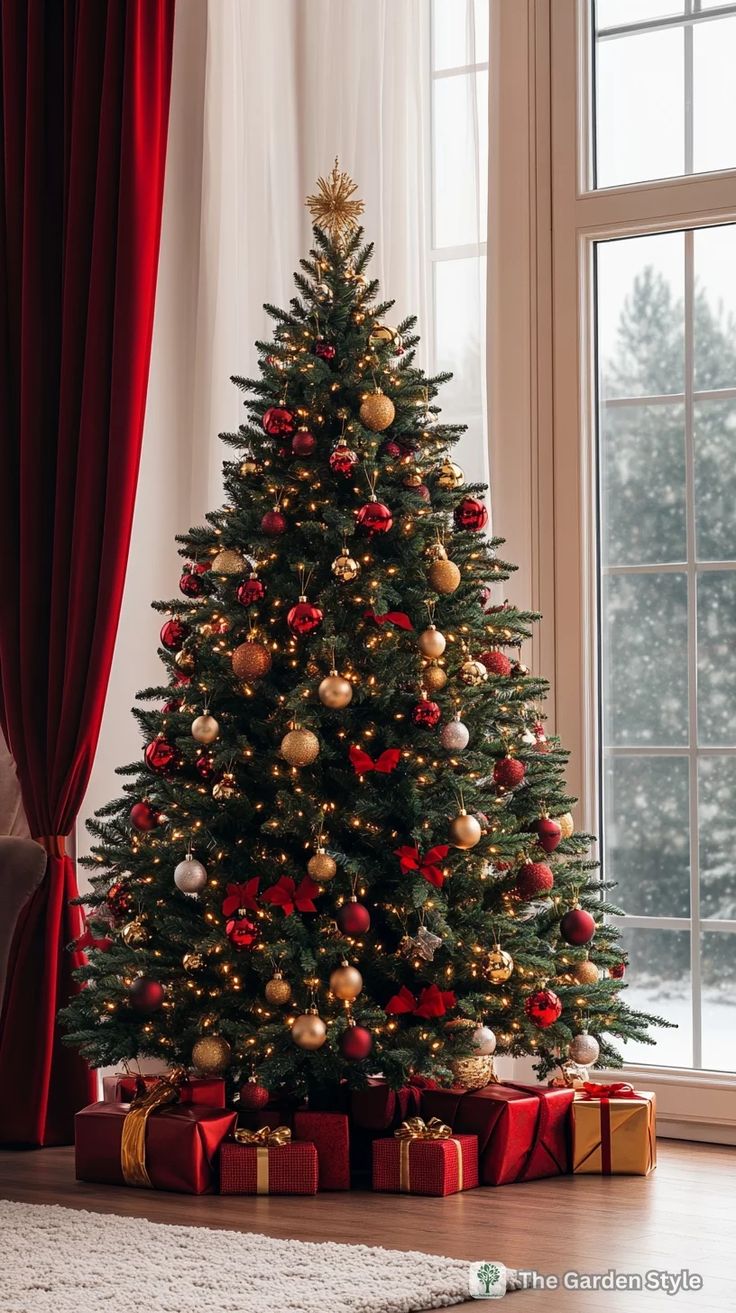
[
  {"x1": 174, "y1": 856, "x2": 208, "y2": 895},
  {"x1": 440, "y1": 718, "x2": 470, "y2": 751},
  {"x1": 568, "y1": 1031, "x2": 600, "y2": 1066},
  {"x1": 471, "y1": 1024, "x2": 497, "y2": 1056}
]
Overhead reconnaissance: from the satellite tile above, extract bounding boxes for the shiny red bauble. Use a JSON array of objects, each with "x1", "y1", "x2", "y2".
[
  {"x1": 329, "y1": 444, "x2": 358, "y2": 476},
  {"x1": 381, "y1": 440, "x2": 402, "y2": 459},
  {"x1": 493, "y1": 756, "x2": 526, "y2": 788},
  {"x1": 262, "y1": 406, "x2": 295, "y2": 436},
  {"x1": 336, "y1": 900, "x2": 371, "y2": 935},
  {"x1": 261, "y1": 509, "x2": 287, "y2": 536},
  {"x1": 159, "y1": 618, "x2": 189, "y2": 651},
  {"x1": 237, "y1": 576, "x2": 266, "y2": 606},
  {"x1": 292, "y1": 429, "x2": 317, "y2": 456},
  {"x1": 357, "y1": 500, "x2": 393, "y2": 534},
  {"x1": 516, "y1": 861, "x2": 554, "y2": 901},
  {"x1": 340, "y1": 1024, "x2": 373, "y2": 1061},
  {"x1": 411, "y1": 698, "x2": 442, "y2": 729},
  {"x1": 239, "y1": 1079, "x2": 270, "y2": 1110},
  {"x1": 106, "y1": 881, "x2": 133, "y2": 920},
  {"x1": 559, "y1": 907, "x2": 596, "y2": 945},
  {"x1": 480, "y1": 650, "x2": 512, "y2": 677},
  {"x1": 129, "y1": 977, "x2": 165, "y2": 1015},
  {"x1": 534, "y1": 816, "x2": 562, "y2": 853},
  {"x1": 226, "y1": 915, "x2": 260, "y2": 949},
  {"x1": 524, "y1": 988, "x2": 562, "y2": 1028},
  {"x1": 454, "y1": 497, "x2": 488, "y2": 532},
  {"x1": 195, "y1": 753, "x2": 216, "y2": 780},
  {"x1": 145, "y1": 737, "x2": 177, "y2": 775},
  {"x1": 609, "y1": 962, "x2": 626, "y2": 980},
  {"x1": 130, "y1": 800, "x2": 162, "y2": 832},
  {"x1": 313, "y1": 339, "x2": 337, "y2": 361},
  {"x1": 287, "y1": 599, "x2": 324, "y2": 636},
  {"x1": 179, "y1": 565, "x2": 205, "y2": 597}
]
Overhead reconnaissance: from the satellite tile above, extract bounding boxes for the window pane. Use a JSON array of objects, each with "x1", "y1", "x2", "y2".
[
  {"x1": 697, "y1": 572, "x2": 736, "y2": 746},
  {"x1": 596, "y1": 0, "x2": 684, "y2": 26},
  {"x1": 602, "y1": 573, "x2": 689, "y2": 746},
  {"x1": 597, "y1": 233, "x2": 684, "y2": 401},
  {"x1": 693, "y1": 16, "x2": 736, "y2": 174},
  {"x1": 433, "y1": 256, "x2": 485, "y2": 418},
  {"x1": 601, "y1": 403, "x2": 686, "y2": 567},
  {"x1": 604, "y1": 756, "x2": 690, "y2": 917},
  {"x1": 432, "y1": 72, "x2": 488, "y2": 248},
  {"x1": 698, "y1": 758, "x2": 736, "y2": 919},
  {"x1": 701, "y1": 931, "x2": 736, "y2": 1073},
  {"x1": 595, "y1": 27, "x2": 684, "y2": 188},
  {"x1": 693, "y1": 226, "x2": 736, "y2": 392},
  {"x1": 432, "y1": 0, "x2": 488, "y2": 71},
  {"x1": 617, "y1": 927, "x2": 692, "y2": 1067},
  {"x1": 694, "y1": 401, "x2": 736, "y2": 561}
]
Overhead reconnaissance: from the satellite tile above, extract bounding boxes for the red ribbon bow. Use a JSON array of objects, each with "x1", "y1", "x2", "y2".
[
  {"x1": 261, "y1": 875, "x2": 320, "y2": 916},
  {"x1": 580, "y1": 1082, "x2": 639, "y2": 1100},
  {"x1": 221, "y1": 878, "x2": 260, "y2": 918},
  {"x1": 74, "y1": 922, "x2": 113, "y2": 953},
  {"x1": 363, "y1": 609, "x2": 414, "y2": 630},
  {"x1": 394, "y1": 843, "x2": 450, "y2": 888},
  {"x1": 349, "y1": 745, "x2": 402, "y2": 775},
  {"x1": 385, "y1": 984, "x2": 457, "y2": 1018}
]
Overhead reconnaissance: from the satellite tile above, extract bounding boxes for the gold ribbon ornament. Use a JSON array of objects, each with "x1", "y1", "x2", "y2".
[
  {"x1": 120, "y1": 1067, "x2": 187, "y2": 1188},
  {"x1": 393, "y1": 1116, "x2": 463, "y2": 1192},
  {"x1": 234, "y1": 1124, "x2": 292, "y2": 1194}
]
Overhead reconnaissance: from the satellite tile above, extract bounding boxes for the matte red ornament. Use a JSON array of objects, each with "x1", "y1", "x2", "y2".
[
  {"x1": 262, "y1": 406, "x2": 295, "y2": 435},
  {"x1": 261, "y1": 508, "x2": 287, "y2": 535},
  {"x1": 454, "y1": 497, "x2": 488, "y2": 532},
  {"x1": 534, "y1": 816, "x2": 562, "y2": 853},
  {"x1": 559, "y1": 907, "x2": 596, "y2": 946},
  {"x1": 329, "y1": 444, "x2": 358, "y2": 475},
  {"x1": 313, "y1": 339, "x2": 337, "y2": 361},
  {"x1": 340, "y1": 1024, "x2": 373, "y2": 1061},
  {"x1": 129, "y1": 978, "x2": 165, "y2": 1015},
  {"x1": 357, "y1": 500, "x2": 393, "y2": 534},
  {"x1": 159, "y1": 618, "x2": 189, "y2": 651},
  {"x1": 480, "y1": 650, "x2": 512, "y2": 677},
  {"x1": 516, "y1": 861, "x2": 554, "y2": 900},
  {"x1": 411, "y1": 698, "x2": 441, "y2": 729},
  {"x1": 195, "y1": 753, "x2": 216, "y2": 780},
  {"x1": 381, "y1": 440, "x2": 402, "y2": 459},
  {"x1": 179, "y1": 565, "x2": 205, "y2": 597},
  {"x1": 292, "y1": 429, "x2": 317, "y2": 456},
  {"x1": 493, "y1": 756, "x2": 526, "y2": 789},
  {"x1": 145, "y1": 736, "x2": 176, "y2": 775},
  {"x1": 237, "y1": 576, "x2": 267, "y2": 606},
  {"x1": 524, "y1": 988, "x2": 562, "y2": 1028},
  {"x1": 130, "y1": 800, "x2": 162, "y2": 832},
  {"x1": 336, "y1": 899, "x2": 371, "y2": 935},
  {"x1": 239, "y1": 1079, "x2": 270, "y2": 1110},
  {"x1": 287, "y1": 599, "x2": 324, "y2": 636},
  {"x1": 226, "y1": 915, "x2": 260, "y2": 949},
  {"x1": 609, "y1": 961, "x2": 626, "y2": 980}
]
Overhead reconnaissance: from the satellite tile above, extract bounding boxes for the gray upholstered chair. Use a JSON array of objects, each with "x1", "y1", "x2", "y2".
[{"x1": 0, "y1": 836, "x2": 48, "y2": 1007}]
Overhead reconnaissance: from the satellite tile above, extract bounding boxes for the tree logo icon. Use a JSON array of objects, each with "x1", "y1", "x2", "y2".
[{"x1": 469, "y1": 1261, "x2": 506, "y2": 1298}]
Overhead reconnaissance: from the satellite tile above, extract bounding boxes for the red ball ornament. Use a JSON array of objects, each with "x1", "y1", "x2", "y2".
[
  {"x1": 145, "y1": 737, "x2": 176, "y2": 775},
  {"x1": 129, "y1": 977, "x2": 165, "y2": 1015},
  {"x1": 292, "y1": 428, "x2": 317, "y2": 456},
  {"x1": 313, "y1": 339, "x2": 337, "y2": 362},
  {"x1": 329, "y1": 444, "x2": 358, "y2": 476},
  {"x1": 106, "y1": 881, "x2": 133, "y2": 920},
  {"x1": 340, "y1": 1023, "x2": 373, "y2": 1061},
  {"x1": 493, "y1": 756, "x2": 526, "y2": 789},
  {"x1": 412, "y1": 697, "x2": 441, "y2": 729},
  {"x1": 179, "y1": 566, "x2": 205, "y2": 598},
  {"x1": 237, "y1": 576, "x2": 267, "y2": 606},
  {"x1": 336, "y1": 899, "x2": 371, "y2": 935},
  {"x1": 480, "y1": 650, "x2": 512, "y2": 677},
  {"x1": 534, "y1": 816, "x2": 562, "y2": 853},
  {"x1": 262, "y1": 406, "x2": 295, "y2": 436},
  {"x1": 287, "y1": 599, "x2": 324, "y2": 636},
  {"x1": 524, "y1": 988, "x2": 562, "y2": 1028},
  {"x1": 239, "y1": 1079, "x2": 270, "y2": 1110},
  {"x1": 516, "y1": 861, "x2": 554, "y2": 900},
  {"x1": 357, "y1": 500, "x2": 393, "y2": 535},
  {"x1": 159, "y1": 618, "x2": 189, "y2": 651},
  {"x1": 416, "y1": 484, "x2": 431, "y2": 502},
  {"x1": 195, "y1": 752, "x2": 216, "y2": 780},
  {"x1": 130, "y1": 800, "x2": 162, "y2": 832},
  {"x1": 609, "y1": 961, "x2": 626, "y2": 980},
  {"x1": 560, "y1": 907, "x2": 596, "y2": 946},
  {"x1": 381, "y1": 440, "x2": 402, "y2": 459},
  {"x1": 261, "y1": 508, "x2": 287, "y2": 536},
  {"x1": 226, "y1": 914, "x2": 260, "y2": 949},
  {"x1": 454, "y1": 497, "x2": 488, "y2": 532}
]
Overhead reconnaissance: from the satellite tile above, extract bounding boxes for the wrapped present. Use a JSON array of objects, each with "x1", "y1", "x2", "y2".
[
  {"x1": 572, "y1": 1082, "x2": 656, "y2": 1176},
  {"x1": 372, "y1": 1116, "x2": 478, "y2": 1196},
  {"x1": 76, "y1": 1073, "x2": 236, "y2": 1194},
  {"x1": 294, "y1": 1111, "x2": 350, "y2": 1190},
  {"x1": 102, "y1": 1071, "x2": 225, "y2": 1108},
  {"x1": 421, "y1": 1081, "x2": 573, "y2": 1186},
  {"x1": 350, "y1": 1075, "x2": 433, "y2": 1131},
  {"x1": 219, "y1": 1126, "x2": 318, "y2": 1195}
]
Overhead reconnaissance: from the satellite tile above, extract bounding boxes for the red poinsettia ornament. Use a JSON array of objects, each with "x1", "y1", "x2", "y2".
[
  {"x1": 261, "y1": 875, "x2": 320, "y2": 917},
  {"x1": 221, "y1": 879, "x2": 260, "y2": 918},
  {"x1": 385, "y1": 984, "x2": 457, "y2": 1018},
  {"x1": 395, "y1": 844, "x2": 450, "y2": 888},
  {"x1": 349, "y1": 746, "x2": 401, "y2": 775}
]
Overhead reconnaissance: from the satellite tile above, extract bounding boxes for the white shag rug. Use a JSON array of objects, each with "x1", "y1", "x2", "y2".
[{"x1": 0, "y1": 1199, "x2": 473, "y2": 1313}]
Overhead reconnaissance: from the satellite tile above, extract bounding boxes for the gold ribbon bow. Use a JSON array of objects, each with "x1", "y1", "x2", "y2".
[
  {"x1": 120, "y1": 1067, "x2": 187, "y2": 1188},
  {"x1": 234, "y1": 1125, "x2": 291, "y2": 1193},
  {"x1": 393, "y1": 1116, "x2": 462, "y2": 1192}
]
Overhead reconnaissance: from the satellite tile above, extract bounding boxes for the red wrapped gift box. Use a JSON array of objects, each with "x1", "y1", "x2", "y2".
[
  {"x1": 421, "y1": 1082, "x2": 573, "y2": 1186},
  {"x1": 294, "y1": 1111, "x2": 350, "y2": 1190},
  {"x1": 219, "y1": 1136, "x2": 318, "y2": 1195},
  {"x1": 75, "y1": 1100, "x2": 236, "y2": 1194},
  {"x1": 350, "y1": 1077, "x2": 425, "y2": 1131},
  {"x1": 372, "y1": 1127, "x2": 478, "y2": 1196},
  {"x1": 102, "y1": 1072, "x2": 225, "y2": 1107}
]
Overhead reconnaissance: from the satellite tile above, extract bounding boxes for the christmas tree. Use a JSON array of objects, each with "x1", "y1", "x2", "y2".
[{"x1": 63, "y1": 165, "x2": 666, "y2": 1096}]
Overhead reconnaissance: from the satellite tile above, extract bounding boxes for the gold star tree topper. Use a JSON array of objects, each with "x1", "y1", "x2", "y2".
[{"x1": 306, "y1": 160, "x2": 365, "y2": 245}]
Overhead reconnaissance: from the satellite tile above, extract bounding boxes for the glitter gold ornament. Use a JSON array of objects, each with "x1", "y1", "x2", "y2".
[
  {"x1": 307, "y1": 848, "x2": 337, "y2": 881},
  {"x1": 427, "y1": 558, "x2": 461, "y2": 594},
  {"x1": 232, "y1": 640, "x2": 272, "y2": 681},
  {"x1": 121, "y1": 919, "x2": 148, "y2": 946},
  {"x1": 264, "y1": 971, "x2": 292, "y2": 1005},
  {"x1": 450, "y1": 1054, "x2": 495, "y2": 1090},
  {"x1": 281, "y1": 726, "x2": 320, "y2": 766},
  {"x1": 422, "y1": 663, "x2": 448, "y2": 693},
  {"x1": 182, "y1": 952, "x2": 202, "y2": 971},
  {"x1": 306, "y1": 160, "x2": 365, "y2": 245},
  {"x1": 212, "y1": 548, "x2": 248, "y2": 575},
  {"x1": 557, "y1": 812, "x2": 575, "y2": 840},
  {"x1": 573, "y1": 959, "x2": 599, "y2": 985},
  {"x1": 191, "y1": 713, "x2": 220, "y2": 744},
  {"x1": 331, "y1": 551, "x2": 360, "y2": 582},
  {"x1": 192, "y1": 1034, "x2": 232, "y2": 1075},
  {"x1": 318, "y1": 670, "x2": 353, "y2": 709},
  {"x1": 329, "y1": 960, "x2": 363, "y2": 1000},
  {"x1": 449, "y1": 808, "x2": 482, "y2": 849},
  {"x1": 291, "y1": 1008, "x2": 327, "y2": 1050},
  {"x1": 436, "y1": 459, "x2": 464, "y2": 489},
  {"x1": 418, "y1": 624, "x2": 446, "y2": 659},
  {"x1": 359, "y1": 390, "x2": 395, "y2": 432},
  {"x1": 484, "y1": 946, "x2": 514, "y2": 983},
  {"x1": 459, "y1": 658, "x2": 488, "y2": 687},
  {"x1": 369, "y1": 323, "x2": 399, "y2": 346}
]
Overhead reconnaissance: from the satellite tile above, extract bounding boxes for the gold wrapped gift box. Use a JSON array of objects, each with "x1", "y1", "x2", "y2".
[{"x1": 572, "y1": 1083, "x2": 656, "y2": 1176}]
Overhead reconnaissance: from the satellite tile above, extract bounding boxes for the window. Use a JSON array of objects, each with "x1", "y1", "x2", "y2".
[{"x1": 429, "y1": 0, "x2": 489, "y2": 486}]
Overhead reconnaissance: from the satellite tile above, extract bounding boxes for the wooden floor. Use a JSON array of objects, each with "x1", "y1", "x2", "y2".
[{"x1": 0, "y1": 1140, "x2": 732, "y2": 1312}]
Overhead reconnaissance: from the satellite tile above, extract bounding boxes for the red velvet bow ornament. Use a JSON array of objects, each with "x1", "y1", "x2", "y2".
[
  {"x1": 394, "y1": 843, "x2": 450, "y2": 888},
  {"x1": 221, "y1": 878, "x2": 260, "y2": 918},
  {"x1": 261, "y1": 875, "x2": 320, "y2": 916},
  {"x1": 385, "y1": 984, "x2": 457, "y2": 1018},
  {"x1": 363, "y1": 609, "x2": 414, "y2": 630},
  {"x1": 349, "y1": 745, "x2": 402, "y2": 775}
]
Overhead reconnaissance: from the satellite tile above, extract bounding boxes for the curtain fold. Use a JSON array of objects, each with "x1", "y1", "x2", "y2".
[{"x1": 0, "y1": 0, "x2": 175, "y2": 1146}]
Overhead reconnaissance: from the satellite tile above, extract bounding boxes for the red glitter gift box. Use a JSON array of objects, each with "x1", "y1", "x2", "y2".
[
  {"x1": 293, "y1": 1111, "x2": 351, "y2": 1190},
  {"x1": 372, "y1": 1123, "x2": 478, "y2": 1196},
  {"x1": 75, "y1": 1100, "x2": 236, "y2": 1194},
  {"x1": 219, "y1": 1130, "x2": 318, "y2": 1195}
]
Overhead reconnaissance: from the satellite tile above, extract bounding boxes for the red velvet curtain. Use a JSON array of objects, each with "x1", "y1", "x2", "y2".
[{"x1": 0, "y1": 0, "x2": 175, "y2": 1145}]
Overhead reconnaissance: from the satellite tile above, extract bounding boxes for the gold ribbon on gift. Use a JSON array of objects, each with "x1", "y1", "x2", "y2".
[
  {"x1": 394, "y1": 1116, "x2": 463, "y2": 1193},
  {"x1": 120, "y1": 1067, "x2": 187, "y2": 1188},
  {"x1": 234, "y1": 1125, "x2": 292, "y2": 1194}
]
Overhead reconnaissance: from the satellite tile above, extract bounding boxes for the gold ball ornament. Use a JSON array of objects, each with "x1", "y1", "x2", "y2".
[
  {"x1": 369, "y1": 323, "x2": 399, "y2": 346},
  {"x1": 573, "y1": 959, "x2": 599, "y2": 985},
  {"x1": 436, "y1": 459, "x2": 464, "y2": 489},
  {"x1": 175, "y1": 649, "x2": 196, "y2": 673},
  {"x1": 331, "y1": 552, "x2": 360, "y2": 583},
  {"x1": 121, "y1": 919, "x2": 148, "y2": 946},
  {"x1": 427, "y1": 558, "x2": 461, "y2": 594},
  {"x1": 281, "y1": 726, "x2": 320, "y2": 767},
  {"x1": 449, "y1": 1055, "x2": 496, "y2": 1090},
  {"x1": 191, "y1": 1034, "x2": 232, "y2": 1075},
  {"x1": 264, "y1": 971, "x2": 292, "y2": 1005},
  {"x1": 459, "y1": 658, "x2": 488, "y2": 687},
  {"x1": 212, "y1": 548, "x2": 248, "y2": 575},
  {"x1": 307, "y1": 848, "x2": 337, "y2": 881},
  {"x1": 182, "y1": 952, "x2": 203, "y2": 971},
  {"x1": 422, "y1": 663, "x2": 448, "y2": 693},
  {"x1": 418, "y1": 624, "x2": 447, "y2": 659},
  {"x1": 212, "y1": 771, "x2": 238, "y2": 800},
  {"x1": 291, "y1": 1008, "x2": 327, "y2": 1050},
  {"x1": 557, "y1": 812, "x2": 575, "y2": 840},
  {"x1": 403, "y1": 470, "x2": 424, "y2": 489},
  {"x1": 191, "y1": 713, "x2": 220, "y2": 745},
  {"x1": 359, "y1": 390, "x2": 395, "y2": 432},
  {"x1": 329, "y1": 960, "x2": 363, "y2": 1000},
  {"x1": 240, "y1": 457, "x2": 259, "y2": 476},
  {"x1": 318, "y1": 670, "x2": 353, "y2": 709},
  {"x1": 231, "y1": 640, "x2": 272, "y2": 681},
  {"x1": 484, "y1": 946, "x2": 514, "y2": 984},
  {"x1": 449, "y1": 808, "x2": 482, "y2": 849},
  {"x1": 425, "y1": 541, "x2": 448, "y2": 562}
]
